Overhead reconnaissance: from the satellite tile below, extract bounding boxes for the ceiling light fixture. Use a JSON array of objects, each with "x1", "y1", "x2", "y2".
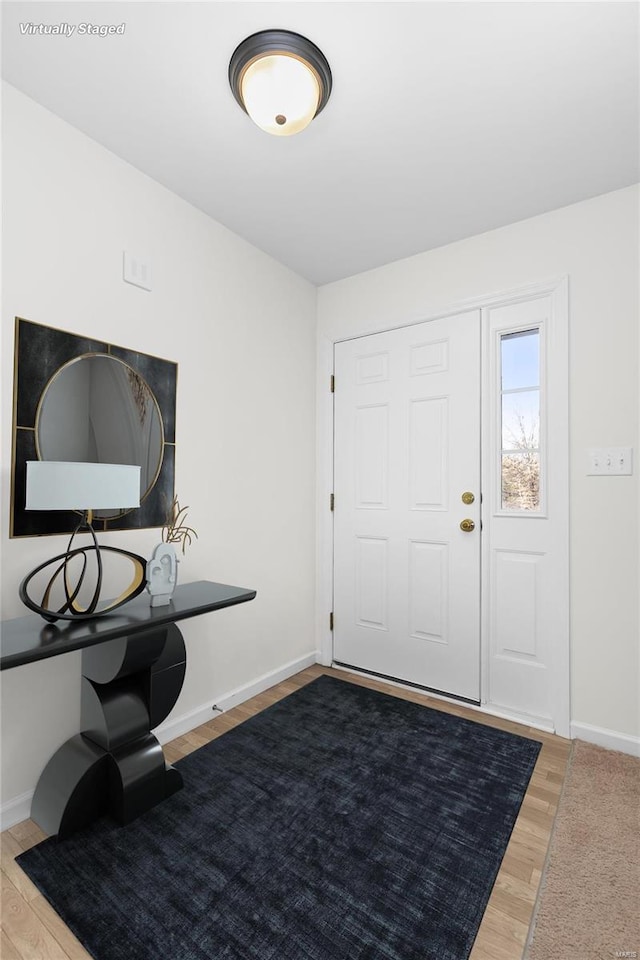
[{"x1": 229, "y1": 29, "x2": 332, "y2": 137}]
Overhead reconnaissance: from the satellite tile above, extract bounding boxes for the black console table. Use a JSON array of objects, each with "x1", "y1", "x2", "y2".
[{"x1": 0, "y1": 581, "x2": 256, "y2": 838}]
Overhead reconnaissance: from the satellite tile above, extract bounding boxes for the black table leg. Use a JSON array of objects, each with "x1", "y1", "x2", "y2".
[{"x1": 31, "y1": 624, "x2": 186, "y2": 838}]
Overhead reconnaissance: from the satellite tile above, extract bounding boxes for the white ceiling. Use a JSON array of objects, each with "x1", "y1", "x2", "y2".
[{"x1": 2, "y1": 2, "x2": 638, "y2": 285}]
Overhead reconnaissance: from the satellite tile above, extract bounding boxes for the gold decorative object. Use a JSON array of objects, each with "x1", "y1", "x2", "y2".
[{"x1": 162, "y1": 496, "x2": 198, "y2": 555}]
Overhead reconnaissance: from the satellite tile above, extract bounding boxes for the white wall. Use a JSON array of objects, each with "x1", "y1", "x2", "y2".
[
  {"x1": 318, "y1": 185, "x2": 639, "y2": 742},
  {"x1": 1, "y1": 84, "x2": 317, "y2": 807}
]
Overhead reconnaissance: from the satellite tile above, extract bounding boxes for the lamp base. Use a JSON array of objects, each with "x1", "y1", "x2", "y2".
[{"x1": 19, "y1": 518, "x2": 146, "y2": 622}]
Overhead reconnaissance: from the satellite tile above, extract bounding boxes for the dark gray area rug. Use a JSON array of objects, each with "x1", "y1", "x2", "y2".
[{"x1": 18, "y1": 675, "x2": 541, "y2": 960}]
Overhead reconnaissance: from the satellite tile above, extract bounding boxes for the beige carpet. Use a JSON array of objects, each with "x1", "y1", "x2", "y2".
[{"x1": 526, "y1": 740, "x2": 640, "y2": 960}]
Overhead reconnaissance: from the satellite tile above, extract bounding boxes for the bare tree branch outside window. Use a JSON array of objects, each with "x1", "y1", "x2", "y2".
[{"x1": 502, "y1": 411, "x2": 540, "y2": 511}]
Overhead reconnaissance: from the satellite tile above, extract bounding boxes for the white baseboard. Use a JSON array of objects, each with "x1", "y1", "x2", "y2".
[
  {"x1": 0, "y1": 790, "x2": 34, "y2": 833},
  {"x1": 570, "y1": 721, "x2": 640, "y2": 758},
  {"x1": 1, "y1": 651, "x2": 318, "y2": 832},
  {"x1": 155, "y1": 651, "x2": 317, "y2": 744}
]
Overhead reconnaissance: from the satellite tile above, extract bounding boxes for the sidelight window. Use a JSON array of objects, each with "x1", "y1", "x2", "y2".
[{"x1": 500, "y1": 329, "x2": 541, "y2": 512}]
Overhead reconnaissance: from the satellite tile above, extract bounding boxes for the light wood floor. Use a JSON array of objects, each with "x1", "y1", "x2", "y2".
[{"x1": 1, "y1": 664, "x2": 571, "y2": 960}]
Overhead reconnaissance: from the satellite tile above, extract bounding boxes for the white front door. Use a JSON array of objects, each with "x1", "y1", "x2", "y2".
[{"x1": 333, "y1": 310, "x2": 481, "y2": 701}]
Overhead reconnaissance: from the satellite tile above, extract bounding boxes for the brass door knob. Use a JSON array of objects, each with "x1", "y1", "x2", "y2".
[{"x1": 460, "y1": 518, "x2": 475, "y2": 533}]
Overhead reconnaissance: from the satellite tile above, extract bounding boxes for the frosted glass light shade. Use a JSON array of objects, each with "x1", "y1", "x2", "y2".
[
  {"x1": 241, "y1": 54, "x2": 320, "y2": 137},
  {"x1": 25, "y1": 461, "x2": 141, "y2": 511},
  {"x1": 229, "y1": 30, "x2": 332, "y2": 138}
]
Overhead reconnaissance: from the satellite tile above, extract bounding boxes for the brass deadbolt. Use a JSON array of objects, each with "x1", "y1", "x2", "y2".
[{"x1": 461, "y1": 492, "x2": 475, "y2": 505}]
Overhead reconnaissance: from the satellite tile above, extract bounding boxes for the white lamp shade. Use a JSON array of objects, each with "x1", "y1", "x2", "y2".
[
  {"x1": 25, "y1": 462, "x2": 141, "y2": 511},
  {"x1": 241, "y1": 54, "x2": 320, "y2": 136}
]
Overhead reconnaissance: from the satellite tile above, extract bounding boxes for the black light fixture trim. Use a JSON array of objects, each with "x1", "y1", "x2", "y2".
[{"x1": 229, "y1": 29, "x2": 332, "y2": 118}]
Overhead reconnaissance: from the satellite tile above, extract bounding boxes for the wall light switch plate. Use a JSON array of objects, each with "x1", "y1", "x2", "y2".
[
  {"x1": 123, "y1": 251, "x2": 152, "y2": 291},
  {"x1": 587, "y1": 447, "x2": 633, "y2": 476}
]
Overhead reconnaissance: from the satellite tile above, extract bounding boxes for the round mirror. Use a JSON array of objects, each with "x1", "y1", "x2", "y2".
[{"x1": 36, "y1": 354, "x2": 164, "y2": 519}]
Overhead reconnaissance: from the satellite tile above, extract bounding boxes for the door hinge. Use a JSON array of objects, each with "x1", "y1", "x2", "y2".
[
  {"x1": 330, "y1": 374, "x2": 335, "y2": 393},
  {"x1": 329, "y1": 611, "x2": 334, "y2": 631},
  {"x1": 330, "y1": 493, "x2": 335, "y2": 512}
]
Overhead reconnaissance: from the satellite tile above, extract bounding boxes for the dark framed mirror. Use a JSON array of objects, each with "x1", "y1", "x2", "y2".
[{"x1": 11, "y1": 318, "x2": 177, "y2": 537}]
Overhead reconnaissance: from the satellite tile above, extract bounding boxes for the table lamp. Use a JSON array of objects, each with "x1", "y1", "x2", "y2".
[{"x1": 19, "y1": 461, "x2": 148, "y2": 622}]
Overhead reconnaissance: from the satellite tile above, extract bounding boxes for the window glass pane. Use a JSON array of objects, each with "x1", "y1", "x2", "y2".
[
  {"x1": 501, "y1": 452, "x2": 540, "y2": 511},
  {"x1": 501, "y1": 330, "x2": 539, "y2": 391},
  {"x1": 502, "y1": 390, "x2": 540, "y2": 451}
]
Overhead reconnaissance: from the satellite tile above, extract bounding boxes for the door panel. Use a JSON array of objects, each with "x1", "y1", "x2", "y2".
[
  {"x1": 485, "y1": 294, "x2": 567, "y2": 725},
  {"x1": 333, "y1": 311, "x2": 481, "y2": 701}
]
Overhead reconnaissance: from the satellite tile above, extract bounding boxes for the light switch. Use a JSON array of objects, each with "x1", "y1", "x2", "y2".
[
  {"x1": 587, "y1": 447, "x2": 633, "y2": 476},
  {"x1": 123, "y1": 251, "x2": 152, "y2": 291}
]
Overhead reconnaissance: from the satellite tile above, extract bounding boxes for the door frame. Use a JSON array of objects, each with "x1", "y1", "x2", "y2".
[{"x1": 316, "y1": 276, "x2": 570, "y2": 737}]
